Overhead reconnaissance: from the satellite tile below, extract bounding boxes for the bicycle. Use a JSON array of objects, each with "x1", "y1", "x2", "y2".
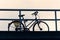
[{"x1": 8, "y1": 11, "x2": 49, "y2": 31}]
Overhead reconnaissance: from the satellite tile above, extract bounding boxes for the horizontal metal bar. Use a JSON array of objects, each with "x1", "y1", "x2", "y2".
[
  {"x1": 0, "y1": 19, "x2": 60, "y2": 21},
  {"x1": 18, "y1": 9, "x2": 60, "y2": 11},
  {"x1": 0, "y1": 19, "x2": 19, "y2": 21},
  {"x1": 0, "y1": 9, "x2": 60, "y2": 11}
]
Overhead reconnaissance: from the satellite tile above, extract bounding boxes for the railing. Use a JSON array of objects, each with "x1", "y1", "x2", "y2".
[{"x1": 0, "y1": 9, "x2": 60, "y2": 31}]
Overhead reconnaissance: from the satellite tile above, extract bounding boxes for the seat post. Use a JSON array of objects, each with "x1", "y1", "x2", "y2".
[{"x1": 19, "y1": 11, "x2": 25, "y2": 31}]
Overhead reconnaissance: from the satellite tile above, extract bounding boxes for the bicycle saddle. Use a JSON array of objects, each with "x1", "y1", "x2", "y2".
[
  {"x1": 32, "y1": 11, "x2": 38, "y2": 15},
  {"x1": 19, "y1": 14, "x2": 25, "y2": 17}
]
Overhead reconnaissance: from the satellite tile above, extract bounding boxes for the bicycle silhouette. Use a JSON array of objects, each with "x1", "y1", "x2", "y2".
[{"x1": 8, "y1": 11, "x2": 49, "y2": 31}]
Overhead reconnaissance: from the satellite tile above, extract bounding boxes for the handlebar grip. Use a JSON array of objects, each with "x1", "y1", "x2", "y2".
[{"x1": 32, "y1": 11, "x2": 38, "y2": 15}]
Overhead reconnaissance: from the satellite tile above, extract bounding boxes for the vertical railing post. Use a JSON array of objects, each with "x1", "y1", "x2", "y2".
[
  {"x1": 55, "y1": 11, "x2": 57, "y2": 31},
  {"x1": 19, "y1": 11, "x2": 22, "y2": 31}
]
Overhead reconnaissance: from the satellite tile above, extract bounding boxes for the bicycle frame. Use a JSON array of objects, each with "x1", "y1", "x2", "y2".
[
  {"x1": 23, "y1": 19, "x2": 49, "y2": 31},
  {"x1": 23, "y1": 19, "x2": 40, "y2": 30},
  {"x1": 22, "y1": 11, "x2": 49, "y2": 31},
  {"x1": 8, "y1": 11, "x2": 49, "y2": 31}
]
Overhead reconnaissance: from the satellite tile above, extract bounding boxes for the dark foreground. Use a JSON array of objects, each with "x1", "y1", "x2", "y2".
[{"x1": 0, "y1": 31, "x2": 60, "y2": 39}]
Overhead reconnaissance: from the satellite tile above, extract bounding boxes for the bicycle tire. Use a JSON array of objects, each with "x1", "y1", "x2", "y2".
[
  {"x1": 33, "y1": 21, "x2": 49, "y2": 31},
  {"x1": 8, "y1": 20, "x2": 24, "y2": 31}
]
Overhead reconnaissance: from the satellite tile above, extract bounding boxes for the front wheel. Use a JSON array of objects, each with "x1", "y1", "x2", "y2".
[{"x1": 33, "y1": 21, "x2": 49, "y2": 31}]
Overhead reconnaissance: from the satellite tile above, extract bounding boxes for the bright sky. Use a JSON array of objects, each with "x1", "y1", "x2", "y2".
[
  {"x1": 0, "y1": 0, "x2": 60, "y2": 9},
  {"x1": 0, "y1": 0, "x2": 60, "y2": 31}
]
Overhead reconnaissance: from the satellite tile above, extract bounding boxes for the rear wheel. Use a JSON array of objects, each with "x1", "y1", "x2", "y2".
[{"x1": 8, "y1": 20, "x2": 24, "y2": 31}]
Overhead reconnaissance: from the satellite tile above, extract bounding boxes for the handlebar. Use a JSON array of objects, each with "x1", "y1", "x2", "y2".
[{"x1": 31, "y1": 11, "x2": 38, "y2": 15}]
